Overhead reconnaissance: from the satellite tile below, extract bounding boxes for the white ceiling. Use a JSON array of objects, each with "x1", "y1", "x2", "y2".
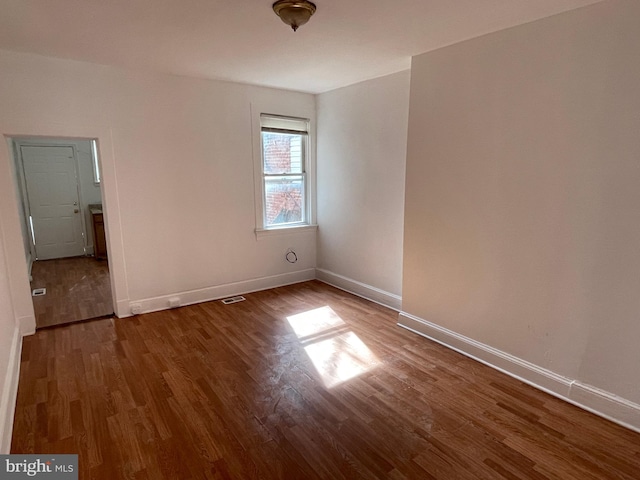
[{"x1": 0, "y1": 0, "x2": 604, "y2": 94}]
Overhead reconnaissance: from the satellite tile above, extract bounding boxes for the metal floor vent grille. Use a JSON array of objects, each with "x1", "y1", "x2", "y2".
[
  {"x1": 32, "y1": 288, "x2": 46, "y2": 297},
  {"x1": 221, "y1": 295, "x2": 246, "y2": 305}
]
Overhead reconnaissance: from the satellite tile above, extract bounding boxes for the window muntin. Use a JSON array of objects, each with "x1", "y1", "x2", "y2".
[{"x1": 261, "y1": 115, "x2": 309, "y2": 228}]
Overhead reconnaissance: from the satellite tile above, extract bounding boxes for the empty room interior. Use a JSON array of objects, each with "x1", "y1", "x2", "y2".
[{"x1": 0, "y1": 0, "x2": 639, "y2": 478}]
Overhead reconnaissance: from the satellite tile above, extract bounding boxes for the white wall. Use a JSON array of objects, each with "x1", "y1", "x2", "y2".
[
  {"x1": 401, "y1": 0, "x2": 640, "y2": 429},
  {"x1": 316, "y1": 71, "x2": 410, "y2": 309},
  {"x1": 0, "y1": 192, "x2": 22, "y2": 453},
  {"x1": 0, "y1": 49, "x2": 317, "y2": 324}
]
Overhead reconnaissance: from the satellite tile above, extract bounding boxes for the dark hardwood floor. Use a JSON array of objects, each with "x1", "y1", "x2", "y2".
[
  {"x1": 30, "y1": 256, "x2": 113, "y2": 329},
  {"x1": 11, "y1": 281, "x2": 640, "y2": 479}
]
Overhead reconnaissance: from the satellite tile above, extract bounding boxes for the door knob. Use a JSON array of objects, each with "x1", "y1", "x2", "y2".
[{"x1": 74, "y1": 209, "x2": 79, "y2": 213}]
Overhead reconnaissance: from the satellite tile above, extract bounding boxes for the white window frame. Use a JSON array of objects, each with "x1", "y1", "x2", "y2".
[{"x1": 253, "y1": 112, "x2": 317, "y2": 238}]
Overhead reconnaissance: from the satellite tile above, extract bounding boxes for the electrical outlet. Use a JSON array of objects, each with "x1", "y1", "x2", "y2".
[
  {"x1": 130, "y1": 303, "x2": 142, "y2": 315},
  {"x1": 168, "y1": 297, "x2": 181, "y2": 308}
]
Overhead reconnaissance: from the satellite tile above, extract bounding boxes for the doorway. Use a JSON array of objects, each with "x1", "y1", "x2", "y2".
[
  {"x1": 12, "y1": 137, "x2": 114, "y2": 328},
  {"x1": 21, "y1": 144, "x2": 85, "y2": 259}
]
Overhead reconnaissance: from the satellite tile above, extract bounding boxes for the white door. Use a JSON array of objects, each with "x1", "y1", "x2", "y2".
[{"x1": 21, "y1": 145, "x2": 85, "y2": 260}]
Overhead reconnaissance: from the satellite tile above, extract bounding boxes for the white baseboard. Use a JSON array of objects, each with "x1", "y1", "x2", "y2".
[
  {"x1": 398, "y1": 311, "x2": 640, "y2": 434},
  {"x1": 0, "y1": 326, "x2": 22, "y2": 453},
  {"x1": 315, "y1": 268, "x2": 402, "y2": 311},
  {"x1": 17, "y1": 315, "x2": 35, "y2": 337},
  {"x1": 124, "y1": 268, "x2": 316, "y2": 317},
  {"x1": 568, "y1": 382, "x2": 640, "y2": 431},
  {"x1": 114, "y1": 299, "x2": 131, "y2": 319}
]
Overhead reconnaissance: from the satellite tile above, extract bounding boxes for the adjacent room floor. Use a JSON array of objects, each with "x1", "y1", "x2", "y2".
[
  {"x1": 11, "y1": 281, "x2": 640, "y2": 479},
  {"x1": 30, "y1": 256, "x2": 113, "y2": 329}
]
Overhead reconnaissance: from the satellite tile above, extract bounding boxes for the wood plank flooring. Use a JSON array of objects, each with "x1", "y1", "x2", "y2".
[
  {"x1": 11, "y1": 281, "x2": 640, "y2": 479},
  {"x1": 30, "y1": 256, "x2": 113, "y2": 329}
]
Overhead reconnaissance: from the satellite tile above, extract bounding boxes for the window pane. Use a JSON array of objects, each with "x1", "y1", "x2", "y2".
[
  {"x1": 262, "y1": 132, "x2": 303, "y2": 174},
  {"x1": 91, "y1": 139, "x2": 101, "y2": 183},
  {"x1": 265, "y1": 176, "x2": 304, "y2": 226}
]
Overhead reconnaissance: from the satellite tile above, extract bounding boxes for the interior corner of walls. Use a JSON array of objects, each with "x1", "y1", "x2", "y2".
[
  {"x1": 315, "y1": 268, "x2": 402, "y2": 311},
  {"x1": 0, "y1": 326, "x2": 23, "y2": 453},
  {"x1": 397, "y1": 312, "x2": 640, "y2": 434}
]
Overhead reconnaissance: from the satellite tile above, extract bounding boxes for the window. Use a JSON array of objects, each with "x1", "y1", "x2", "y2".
[
  {"x1": 91, "y1": 139, "x2": 101, "y2": 184},
  {"x1": 260, "y1": 114, "x2": 309, "y2": 228}
]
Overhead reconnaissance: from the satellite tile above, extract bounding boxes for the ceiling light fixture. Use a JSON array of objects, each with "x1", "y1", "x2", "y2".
[{"x1": 272, "y1": 0, "x2": 317, "y2": 32}]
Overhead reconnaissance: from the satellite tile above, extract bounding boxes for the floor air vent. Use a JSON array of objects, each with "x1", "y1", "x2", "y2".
[
  {"x1": 32, "y1": 288, "x2": 46, "y2": 297},
  {"x1": 221, "y1": 295, "x2": 246, "y2": 305}
]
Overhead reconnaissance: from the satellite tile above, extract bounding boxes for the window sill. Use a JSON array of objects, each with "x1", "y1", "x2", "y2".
[{"x1": 255, "y1": 224, "x2": 318, "y2": 239}]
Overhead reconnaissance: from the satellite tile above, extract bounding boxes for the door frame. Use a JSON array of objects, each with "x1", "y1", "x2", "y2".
[
  {"x1": 1, "y1": 126, "x2": 130, "y2": 336},
  {"x1": 15, "y1": 140, "x2": 88, "y2": 263}
]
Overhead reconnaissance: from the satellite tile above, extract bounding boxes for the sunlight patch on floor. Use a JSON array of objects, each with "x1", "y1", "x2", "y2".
[{"x1": 287, "y1": 306, "x2": 380, "y2": 388}]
